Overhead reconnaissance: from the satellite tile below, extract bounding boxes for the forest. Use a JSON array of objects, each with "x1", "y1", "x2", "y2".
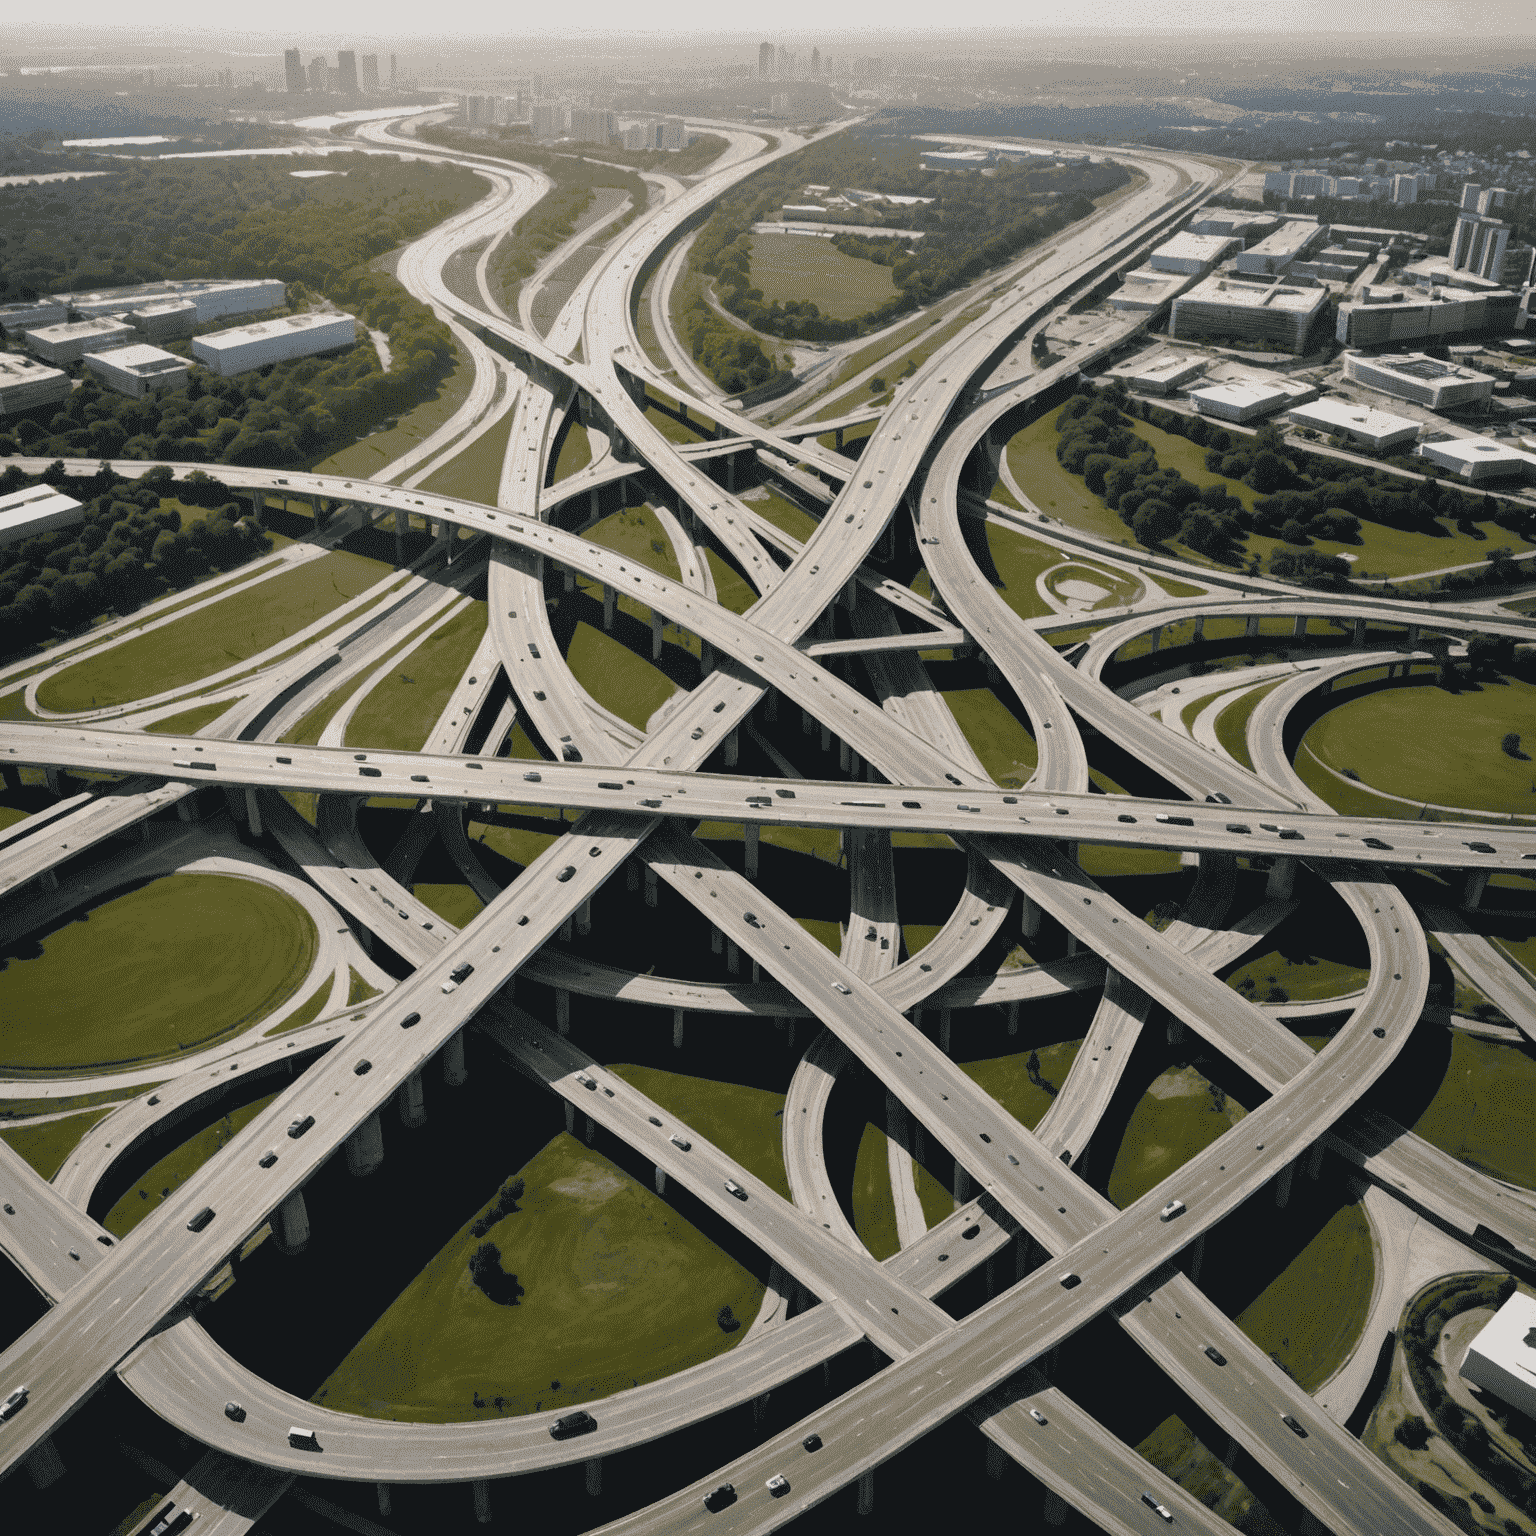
[{"x1": 0, "y1": 461, "x2": 271, "y2": 658}]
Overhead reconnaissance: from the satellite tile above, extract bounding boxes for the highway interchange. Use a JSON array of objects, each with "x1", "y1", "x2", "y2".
[{"x1": 1, "y1": 105, "x2": 1535, "y2": 1536}]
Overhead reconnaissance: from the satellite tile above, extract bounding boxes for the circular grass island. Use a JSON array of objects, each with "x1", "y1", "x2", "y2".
[
  {"x1": 1299, "y1": 677, "x2": 1536, "y2": 818},
  {"x1": 0, "y1": 873, "x2": 318, "y2": 1074}
]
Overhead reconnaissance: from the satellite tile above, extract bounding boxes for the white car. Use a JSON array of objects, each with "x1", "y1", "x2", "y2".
[
  {"x1": 0, "y1": 1386, "x2": 28, "y2": 1422},
  {"x1": 1028, "y1": 1408, "x2": 1047, "y2": 1425},
  {"x1": 1159, "y1": 1199, "x2": 1186, "y2": 1222},
  {"x1": 766, "y1": 1474, "x2": 790, "y2": 1497},
  {"x1": 830, "y1": 982, "x2": 851, "y2": 995},
  {"x1": 440, "y1": 979, "x2": 460, "y2": 994}
]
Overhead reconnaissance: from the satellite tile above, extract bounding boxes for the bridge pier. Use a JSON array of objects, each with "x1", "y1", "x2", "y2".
[
  {"x1": 345, "y1": 1113, "x2": 385, "y2": 1177},
  {"x1": 1274, "y1": 1160, "x2": 1295, "y2": 1209},
  {"x1": 701, "y1": 641, "x2": 714, "y2": 675},
  {"x1": 856, "y1": 1471, "x2": 875, "y2": 1516},
  {"x1": 398, "y1": 1070, "x2": 426, "y2": 1128},
  {"x1": 276, "y1": 1189, "x2": 310, "y2": 1255},
  {"x1": 602, "y1": 585, "x2": 615, "y2": 630},
  {"x1": 442, "y1": 1032, "x2": 467, "y2": 1087},
  {"x1": 645, "y1": 865, "x2": 658, "y2": 907},
  {"x1": 376, "y1": 1483, "x2": 393, "y2": 1517},
  {"x1": 726, "y1": 940, "x2": 740, "y2": 975},
  {"x1": 725, "y1": 453, "x2": 737, "y2": 493},
  {"x1": 938, "y1": 1008, "x2": 953, "y2": 1055},
  {"x1": 820, "y1": 722, "x2": 833, "y2": 753},
  {"x1": 245, "y1": 788, "x2": 264, "y2": 838},
  {"x1": 1266, "y1": 856, "x2": 1296, "y2": 899},
  {"x1": 711, "y1": 924, "x2": 724, "y2": 955},
  {"x1": 1148, "y1": 626, "x2": 1161, "y2": 654},
  {"x1": 1019, "y1": 896, "x2": 1042, "y2": 940},
  {"x1": 473, "y1": 1479, "x2": 492, "y2": 1524},
  {"x1": 394, "y1": 508, "x2": 407, "y2": 566},
  {"x1": 1463, "y1": 869, "x2": 1489, "y2": 911},
  {"x1": 802, "y1": 707, "x2": 814, "y2": 736},
  {"x1": 744, "y1": 823, "x2": 760, "y2": 880},
  {"x1": 952, "y1": 1163, "x2": 969, "y2": 1203},
  {"x1": 560, "y1": 914, "x2": 574, "y2": 942},
  {"x1": 1192, "y1": 615, "x2": 1204, "y2": 639},
  {"x1": 1166, "y1": 1015, "x2": 1185, "y2": 1046},
  {"x1": 579, "y1": 1457, "x2": 603, "y2": 1499},
  {"x1": 1006, "y1": 1001, "x2": 1019, "y2": 1035},
  {"x1": 672, "y1": 1009, "x2": 685, "y2": 1049},
  {"x1": 1352, "y1": 618, "x2": 1367, "y2": 646},
  {"x1": 584, "y1": 1114, "x2": 595, "y2": 1144},
  {"x1": 556, "y1": 989, "x2": 571, "y2": 1035},
  {"x1": 565, "y1": 1102, "x2": 576, "y2": 1135},
  {"x1": 1223, "y1": 1436, "x2": 1240, "y2": 1468},
  {"x1": 651, "y1": 609, "x2": 663, "y2": 660},
  {"x1": 1187, "y1": 1232, "x2": 1205, "y2": 1283},
  {"x1": 1244, "y1": 615, "x2": 1259, "y2": 639},
  {"x1": 1293, "y1": 614, "x2": 1308, "y2": 639},
  {"x1": 25, "y1": 1437, "x2": 65, "y2": 1490},
  {"x1": 44, "y1": 766, "x2": 61, "y2": 795},
  {"x1": 564, "y1": 567, "x2": 576, "y2": 593},
  {"x1": 577, "y1": 898, "x2": 592, "y2": 936},
  {"x1": 724, "y1": 727, "x2": 739, "y2": 767},
  {"x1": 654, "y1": 1164, "x2": 667, "y2": 1195}
]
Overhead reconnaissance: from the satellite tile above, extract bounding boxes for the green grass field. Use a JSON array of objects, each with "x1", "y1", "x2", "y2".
[
  {"x1": 959, "y1": 1041, "x2": 1084, "y2": 1133},
  {"x1": 312, "y1": 1133, "x2": 765, "y2": 1422},
  {"x1": 0, "y1": 874, "x2": 317, "y2": 1073},
  {"x1": 1413, "y1": 1032, "x2": 1536, "y2": 1188},
  {"x1": 1300, "y1": 679, "x2": 1536, "y2": 816},
  {"x1": 0, "y1": 1107, "x2": 115, "y2": 1179},
  {"x1": 851, "y1": 1121, "x2": 900, "y2": 1261},
  {"x1": 1234, "y1": 1200, "x2": 1373, "y2": 1392},
  {"x1": 583, "y1": 506, "x2": 682, "y2": 581},
  {"x1": 1225, "y1": 948, "x2": 1369, "y2": 1004},
  {"x1": 1107, "y1": 1064, "x2": 1248, "y2": 1209},
  {"x1": 418, "y1": 407, "x2": 518, "y2": 506},
  {"x1": 565, "y1": 620, "x2": 679, "y2": 732},
  {"x1": 748, "y1": 234, "x2": 898, "y2": 323},
  {"x1": 104, "y1": 1092, "x2": 281, "y2": 1237},
  {"x1": 345, "y1": 600, "x2": 488, "y2": 751},
  {"x1": 941, "y1": 688, "x2": 1038, "y2": 789},
  {"x1": 1210, "y1": 681, "x2": 1283, "y2": 772},
  {"x1": 143, "y1": 698, "x2": 240, "y2": 735},
  {"x1": 983, "y1": 524, "x2": 1072, "y2": 621},
  {"x1": 552, "y1": 422, "x2": 594, "y2": 482},
  {"x1": 37, "y1": 551, "x2": 394, "y2": 713},
  {"x1": 740, "y1": 485, "x2": 819, "y2": 542}
]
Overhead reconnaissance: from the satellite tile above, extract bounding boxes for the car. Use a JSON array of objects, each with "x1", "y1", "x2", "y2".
[
  {"x1": 557, "y1": 866, "x2": 576, "y2": 882},
  {"x1": 1159, "y1": 1199, "x2": 1186, "y2": 1222},
  {"x1": 358, "y1": 766, "x2": 382, "y2": 777},
  {"x1": 288, "y1": 1427, "x2": 321, "y2": 1451},
  {"x1": 354, "y1": 1060, "x2": 372, "y2": 1075},
  {"x1": 149, "y1": 1510, "x2": 195, "y2": 1536},
  {"x1": 549, "y1": 1410, "x2": 596, "y2": 1440},
  {"x1": 410, "y1": 774, "x2": 429, "y2": 783},
  {"x1": 1226, "y1": 823, "x2": 1252, "y2": 835},
  {"x1": 523, "y1": 771, "x2": 542, "y2": 783},
  {"x1": 703, "y1": 1484, "x2": 737, "y2": 1513},
  {"x1": 1204, "y1": 1345, "x2": 1227, "y2": 1366},
  {"x1": 831, "y1": 981, "x2": 851, "y2": 995},
  {"x1": 1465, "y1": 841, "x2": 1496, "y2": 854},
  {"x1": 186, "y1": 1207, "x2": 215, "y2": 1233},
  {"x1": 449, "y1": 962, "x2": 474, "y2": 984},
  {"x1": 258, "y1": 1151, "x2": 278, "y2": 1169},
  {"x1": 670, "y1": 1134, "x2": 691, "y2": 1152},
  {"x1": 1141, "y1": 1492, "x2": 1174, "y2": 1522},
  {"x1": 600, "y1": 781, "x2": 624, "y2": 791},
  {"x1": 1205, "y1": 792, "x2": 1233, "y2": 805},
  {"x1": 746, "y1": 795, "x2": 772, "y2": 808},
  {"x1": 1277, "y1": 828, "x2": 1303, "y2": 840},
  {"x1": 441, "y1": 979, "x2": 461, "y2": 994},
  {"x1": 275, "y1": 756, "x2": 292, "y2": 765},
  {"x1": 224, "y1": 1401, "x2": 246, "y2": 1422},
  {"x1": 562, "y1": 745, "x2": 581, "y2": 762},
  {"x1": 1029, "y1": 1408, "x2": 1047, "y2": 1425},
  {"x1": 690, "y1": 728, "x2": 705, "y2": 740},
  {"x1": 527, "y1": 643, "x2": 541, "y2": 659},
  {"x1": 743, "y1": 912, "x2": 762, "y2": 927},
  {"x1": 764, "y1": 1473, "x2": 791, "y2": 1497},
  {"x1": 575, "y1": 1072, "x2": 597, "y2": 1090},
  {"x1": 803, "y1": 1433, "x2": 823, "y2": 1452},
  {"x1": 1007, "y1": 1154, "x2": 1020, "y2": 1166},
  {"x1": 399, "y1": 1012, "x2": 421, "y2": 1029},
  {"x1": 1117, "y1": 813, "x2": 1137, "y2": 823},
  {"x1": 0, "y1": 1386, "x2": 29, "y2": 1422},
  {"x1": 724, "y1": 1180, "x2": 748, "y2": 1200},
  {"x1": 1059, "y1": 1272, "x2": 1081, "y2": 1289},
  {"x1": 287, "y1": 1115, "x2": 315, "y2": 1139},
  {"x1": 1155, "y1": 814, "x2": 1194, "y2": 826},
  {"x1": 1280, "y1": 1413, "x2": 1307, "y2": 1437},
  {"x1": 1363, "y1": 837, "x2": 1392, "y2": 850}
]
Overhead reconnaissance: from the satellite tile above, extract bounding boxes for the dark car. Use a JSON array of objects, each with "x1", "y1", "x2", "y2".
[
  {"x1": 286, "y1": 1115, "x2": 315, "y2": 1139},
  {"x1": 1280, "y1": 1413, "x2": 1307, "y2": 1437},
  {"x1": 703, "y1": 1484, "x2": 737, "y2": 1513},
  {"x1": 1226, "y1": 823, "x2": 1252, "y2": 834},
  {"x1": 803, "y1": 1433, "x2": 823, "y2": 1452},
  {"x1": 186, "y1": 1207, "x2": 215, "y2": 1233},
  {"x1": 224, "y1": 1401, "x2": 246, "y2": 1422},
  {"x1": 1363, "y1": 837, "x2": 1392, "y2": 850},
  {"x1": 1117, "y1": 813, "x2": 1137, "y2": 823},
  {"x1": 1465, "y1": 841, "x2": 1496, "y2": 854},
  {"x1": 1204, "y1": 1345, "x2": 1226, "y2": 1366},
  {"x1": 549, "y1": 1410, "x2": 596, "y2": 1440}
]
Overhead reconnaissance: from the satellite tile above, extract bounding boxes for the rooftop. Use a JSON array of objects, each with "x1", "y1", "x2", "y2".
[
  {"x1": 196, "y1": 312, "x2": 354, "y2": 348},
  {"x1": 1177, "y1": 276, "x2": 1328, "y2": 316},
  {"x1": 1289, "y1": 398, "x2": 1420, "y2": 436},
  {"x1": 89, "y1": 344, "x2": 188, "y2": 376},
  {"x1": 1152, "y1": 232, "x2": 1235, "y2": 261}
]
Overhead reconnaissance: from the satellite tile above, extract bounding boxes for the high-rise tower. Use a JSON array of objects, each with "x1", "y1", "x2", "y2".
[
  {"x1": 758, "y1": 41, "x2": 773, "y2": 78},
  {"x1": 283, "y1": 48, "x2": 305, "y2": 94}
]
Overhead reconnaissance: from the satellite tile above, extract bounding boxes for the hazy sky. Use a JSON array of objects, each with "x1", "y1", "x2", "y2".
[{"x1": 16, "y1": 0, "x2": 1536, "y2": 42}]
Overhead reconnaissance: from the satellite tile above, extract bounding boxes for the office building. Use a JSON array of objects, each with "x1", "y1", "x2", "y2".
[
  {"x1": 1122, "y1": 353, "x2": 1205, "y2": 395},
  {"x1": 1392, "y1": 174, "x2": 1419, "y2": 205},
  {"x1": 0, "y1": 353, "x2": 69, "y2": 417},
  {"x1": 532, "y1": 100, "x2": 566, "y2": 140},
  {"x1": 1170, "y1": 275, "x2": 1329, "y2": 353},
  {"x1": 569, "y1": 108, "x2": 616, "y2": 146},
  {"x1": 621, "y1": 123, "x2": 651, "y2": 152},
  {"x1": 192, "y1": 312, "x2": 356, "y2": 376},
  {"x1": 307, "y1": 57, "x2": 328, "y2": 92},
  {"x1": 811, "y1": 48, "x2": 821, "y2": 76},
  {"x1": 360, "y1": 55, "x2": 379, "y2": 94},
  {"x1": 390, "y1": 54, "x2": 397, "y2": 87},
  {"x1": 777, "y1": 45, "x2": 790, "y2": 78},
  {"x1": 24, "y1": 315, "x2": 135, "y2": 365},
  {"x1": 1189, "y1": 211, "x2": 1278, "y2": 242},
  {"x1": 1110, "y1": 267, "x2": 1198, "y2": 315},
  {"x1": 1418, "y1": 434, "x2": 1536, "y2": 482},
  {"x1": 759, "y1": 41, "x2": 773, "y2": 78},
  {"x1": 1147, "y1": 232, "x2": 1239, "y2": 276},
  {"x1": 1450, "y1": 186, "x2": 1511, "y2": 284},
  {"x1": 1335, "y1": 286, "x2": 1519, "y2": 347},
  {"x1": 1234, "y1": 221, "x2": 1328, "y2": 277},
  {"x1": 0, "y1": 484, "x2": 83, "y2": 548},
  {"x1": 0, "y1": 299, "x2": 67, "y2": 335},
  {"x1": 83, "y1": 343, "x2": 189, "y2": 398},
  {"x1": 1460, "y1": 1292, "x2": 1536, "y2": 1418},
  {"x1": 1188, "y1": 377, "x2": 1316, "y2": 424},
  {"x1": 54, "y1": 278, "x2": 287, "y2": 325},
  {"x1": 283, "y1": 47, "x2": 306, "y2": 94},
  {"x1": 1287, "y1": 398, "x2": 1420, "y2": 451},
  {"x1": 1344, "y1": 351, "x2": 1496, "y2": 411},
  {"x1": 337, "y1": 51, "x2": 358, "y2": 95},
  {"x1": 658, "y1": 117, "x2": 686, "y2": 152},
  {"x1": 127, "y1": 298, "x2": 198, "y2": 343}
]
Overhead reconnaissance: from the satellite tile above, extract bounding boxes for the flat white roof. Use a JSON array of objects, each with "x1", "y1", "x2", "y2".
[
  {"x1": 1153, "y1": 232, "x2": 1234, "y2": 261},
  {"x1": 1289, "y1": 399, "x2": 1420, "y2": 437},
  {"x1": 0, "y1": 353, "x2": 62, "y2": 380},
  {"x1": 0, "y1": 484, "x2": 83, "y2": 540},
  {"x1": 196, "y1": 312, "x2": 353, "y2": 350},
  {"x1": 130, "y1": 298, "x2": 198, "y2": 316},
  {"x1": 26, "y1": 316, "x2": 133, "y2": 340},
  {"x1": 88, "y1": 344, "x2": 188, "y2": 374},
  {"x1": 1463, "y1": 1292, "x2": 1536, "y2": 1393},
  {"x1": 1244, "y1": 221, "x2": 1325, "y2": 256},
  {"x1": 1177, "y1": 276, "x2": 1328, "y2": 316},
  {"x1": 1421, "y1": 434, "x2": 1536, "y2": 466},
  {"x1": 1351, "y1": 351, "x2": 1496, "y2": 387},
  {"x1": 1189, "y1": 379, "x2": 1293, "y2": 408},
  {"x1": 1131, "y1": 353, "x2": 1203, "y2": 381}
]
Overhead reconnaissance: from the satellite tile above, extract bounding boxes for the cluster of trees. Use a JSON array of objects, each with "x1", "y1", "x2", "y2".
[
  {"x1": 672, "y1": 269, "x2": 787, "y2": 398},
  {"x1": 1400, "y1": 1272, "x2": 1533, "y2": 1517},
  {"x1": 469, "y1": 1177, "x2": 525, "y2": 1239},
  {"x1": 685, "y1": 133, "x2": 1129, "y2": 348},
  {"x1": 1054, "y1": 383, "x2": 1535, "y2": 589},
  {"x1": 0, "y1": 462, "x2": 270, "y2": 658},
  {"x1": 467, "y1": 1241, "x2": 526, "y2": 1306}
]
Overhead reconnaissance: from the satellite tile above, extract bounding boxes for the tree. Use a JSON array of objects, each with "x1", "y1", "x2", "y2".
[
  {"x1": 717, "y1": 1305, "x2": 740, "y2": 1333},
  {"x1": 1246, "y1": 450, "x2": 1287, "y2": 494},
  {"x1": 1502, "y1": 732, "x2": 1528, "y2": 760},
  {"x1": 1132, "y1": 498, "x2": 1183, "y2": 547},
  {"x1": 468, "y1": 1242, "x2": 525, "y2": 1306},
  {"x1": 1394, "y1": 1415, "x2": 1431, "y2": 1450}
]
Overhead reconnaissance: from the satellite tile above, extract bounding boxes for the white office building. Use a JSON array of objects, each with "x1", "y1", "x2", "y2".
[
  {"x1": 1460, "y1": 1291, "x2": 1536, "y2": 1419},
  {"x1": 1187, "y1": 379, "x2": 1298, "y2": 423},
  {"x1": 1170, "y1": 276, "x2": 1329, "y2": 353},
  {"x1": 83, "y1": 343, "x2": 190, "y2": 398},
  {"x1": 1336, "y1": 287, "x2": 1520, "y2": 347},
  {"x1": 1344, "y1": 352, "x2": 1496, "y2": 411},
  {"x1": 0, "y1": 483, "x2": 84, "y2": 548},
  {"x1": 0, "y1": 353, "x2": 70, "y2": 417},
  {"x1": 0, "y1": 299, "x2": 67, "y2": 335},
  {"x1": 1122, "y1": 353, "x2": 1206, "y2": 395},
  {"x1": 1287, "y1": 398, "x2": 1421, "y2": 451},
  {"x1": 1417, "y1": 434, "x2": 1536, "y2": 483},
  {"x1": 24, "y1": 315, "x2": 135, "y2": 365},
  {"x1": 128, "y1": 298, "x2": 199, "y2": 343},
  {"x1": 54, "y1": 278, "x2": 286, "y2": 325},
  {"x1": 192, "y1": 312, "x2": 356, "y2": 376},
  {"x1": 1147, "y1": 232, "x2": 1239, "y2": 276},
  {"x1": 1234, "y1": 221, "x2": 1328, "y2": 277},
  {"x1": 1110, "y1": 268, "x2": 1197, "y2": 315}
]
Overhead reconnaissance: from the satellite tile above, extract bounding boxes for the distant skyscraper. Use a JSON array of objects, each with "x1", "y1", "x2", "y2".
[
  {"x1": 360, "y1": 54, "x2": 379, "y2": 93},
  {"x1": 283, "y1": 48, "x2": 305, "y2": 94},
  {"x1": 810, "y1": 48, "x2": 820, "y2": 76},
  {"x1": 776, "y1": 45, "x2": 789, "y2": 78},
  {"x1": 389, "y1": 53, "x2": 397, "y2": 86},
  {"x1": 307, "y1": 57, "x2": 327, "y2": 92},
  {"x1": 337, "y1": 50, "x2": 358, "y2": 95},
  {"x1": 759, "y1": 42, "x2": 773, "y2": 79}
]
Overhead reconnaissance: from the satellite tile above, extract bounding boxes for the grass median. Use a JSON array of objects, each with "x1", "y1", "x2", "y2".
[{"x1": 345, "y1": 600, "x2": 488, "y2": 751}]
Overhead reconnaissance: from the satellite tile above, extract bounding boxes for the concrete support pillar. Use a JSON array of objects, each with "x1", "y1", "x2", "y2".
[
  {"x1": 1193, "y1": 615, "x2": 1205, "y2": 639},
  {"x1": 590, "y1": 486, "x2": 600, "y2": 520},
  {"x1": 345, "y1": 1112, "x2": 385, "y2": 1177},
  {"x1": 1307, "y1": 1140, "x2": 1326, "y2": 1180},
  {"x1": 1244, "y1": 615, "x2": 1260, "y2": 639},
  {"x1": 1019, "y1": 896, "x2": 1042, "y2": 940},
  {"x1": 1066, "y1": 933, "x2": 1079, "y2": 956},
  {"x1": 564, "y1": 567, "x2": 576, "y2": 593},
  {"x1": 839, "y1": 738, "x2": 851, "y2": 774},
  {"x1": 602, "y1": 585, "x2": 615, "y2": 631},
  {"x1": 711, "y1": 924, "x2": 724, "y2": 955},
  {"x1": 556, "y1": 989, "x2": 571, "y2": 1035},
  {"x1": 672, "y1": 1009, "x2": 685, "y2": 1049},
  {"x1": 584, "y1": 1114, "x2": 595, "y2": 1145},
  {"x1": 701, "y1": 642, "x2": 714, "y2": 675},
  {"x1": 1006, "y1": 1001, "x2": 1019, "y2": 1036},
  {"x1": 576, "y1": 898, "x2": 592, "y2": 936},
  {"x1": 849, "y1": 749, "x2": 861, "y2": 777},
  {"x1": 938, "y1": 1008, "x2": 953, "y2": 1056},
  {"x1": 245, "y1": 788, "x2": 264, "y2": 838},
  {"x1": 984, "y1": 1253, "x2": 997, "y2": 1298},
  {"x1": 1167, "y1": 1015, "x2": 1185, "y2": 1047},
  {"x1": 821, "y1": 722, "x2": 833, "y2": 753},
  {"x1": 764, "y1": 687, "x2": 778, "y2": 721},
  {"x1": 724, "y1": 728, "x2": 739, "y2": 768},
  {"x1": 1266, "y1": 856, "x2": 1297, "y2": 900},
  {"x1": 835, "y1": 426, "x2": 845, "y2": 450},
  {"x1": 654, "y1": 1165, "x2": 667, "y2": 1195},
  {"x1": 585, "y1": 1458, "x2": 603, "y2": 1497},
  {"x1": 645, "y1": 865, "x2": 658, "y2": 907},
  {"x1": 726, "y1": 940, "x2": 740, "y2": 975},
  {"x1": 442, "y1": 1032, "x2": 467, "y2": 1087},
  {"x1": 44, "y1": 766, "x2": 61, "y2": 795},
  {"x1": 1148, "y1": 626, "x2": 1162, "y2": 654},
  {"x1": 1187, "y1": 1232, "x2": 1205, "y2": 1284},
  {"x1": 560, "y1": 914, "x2": 574, "y2": 942},
  {"x1": 39, "y1": 868, "x2": 59, "y2": 893},
  {"x1": 1293, "y1": 614, "x2": 1308, "y2": 638},
  {"x1": 1043, "y1": 1492, "x2": 1069, "y2": 1526},
  {"x1": 726, "y1": 453, "x2": 737, "y2": 493},
  {"x1": 394, "y1": 507, "x2": 407, "y2": 566},
  {"x1": 1016, "y1": 1238, "x2": 1032, "y2": 1282},
  {"x1": 276, "y1": 1189, "x2": 310, "y2": 1255},
  {"x1": 985, "y1": 1439, "x2": 1007, "y2": 1480},
  {"x1": 1274, "y1": 1160, "x2": 1295, "y2": 1209},
  {"x1": 952, "y1": 1163, "x2": 969, "y2": 1203},
  {"x1": 802, "y1": 707, "x2": 815, "y2": 736},
  {"x1": 398, "y1": 1070, "x2": 426, "y2": 1128},
  {"x1": 565, "y1": 1102, "x2": 576, "y2": 1135},
  {"x1": 856, "y1": 1472, "x2": 875, "y2": 1517},
  {"x1": 627, "y1": 860, "x2": 640, "y2": 893},
  {"x1": 1223, "y1": 1437, "x2": 1240, "y2": 1469},
  {"x1": 25, "y1": 1438, "x2": 65, "y2": 1491},
  {"x1": 473, "y1": 1480, "x2": 492, "y2": 1524},
  {"x1": 1463, "y1": 869, "x2": 1490, "y2": 911},
  {"x1": 1406, "y1": 625, "x2": 1420, "y2": 649},
  {"x1": 651, "y1": 609, "x2": 663, "y2": 660},
  {"x1": 376, "y1": 1484, "x2": 393, "y2": 1517}
]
